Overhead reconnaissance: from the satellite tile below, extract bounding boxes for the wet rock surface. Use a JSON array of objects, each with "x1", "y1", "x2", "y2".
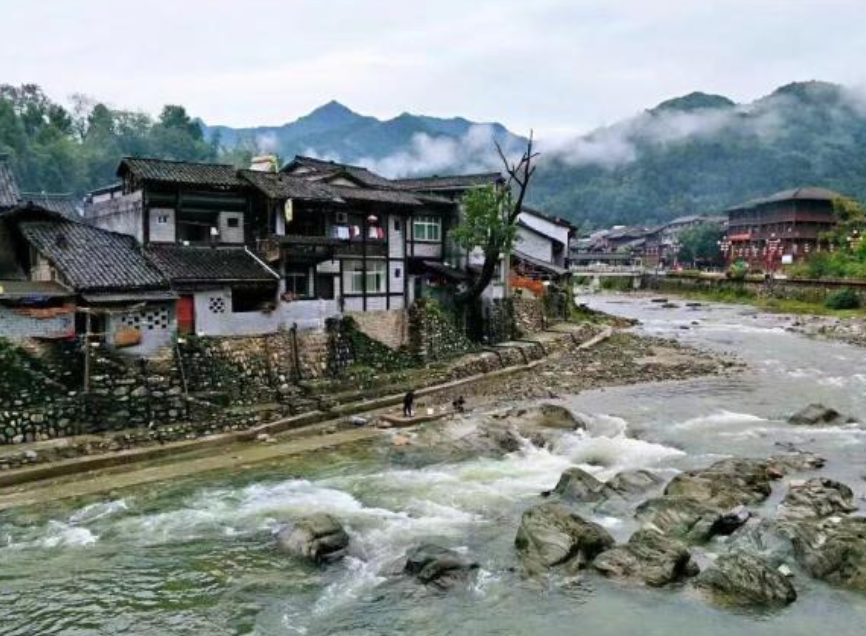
[
  {"x1": 790, "y1": 517, "x2": 866, "y2": 590},
  {"x1": 788, "y1": 403, "x2": 853, "y2": 427},
  {"x1": 404, "y1": 544, "x2": 479, "y2": 590},
  {"x1": 636, "y1": 496, "x2": 747, "y2": 544},
  {"x1": 549, "y1": 467, "x2": 604, "y2": 502},
  {"x1": 515, "y1": 503, "x2": 615, "y2": 573},
  {"x1": 593, "y1": 529, "x2": 699, "y2": 587},
  {"x1": 778, "y1": 478, "x2": 857, "y2": 520},
  {"x1": 276, "y1": 513, "x2": 350, "y2": 564},
  {"x1": 663, "y1": 458, "x2": 774, "y2": 509},
  {"x1": 694, "y1": 551, "x2": 797, "y2": 607}
]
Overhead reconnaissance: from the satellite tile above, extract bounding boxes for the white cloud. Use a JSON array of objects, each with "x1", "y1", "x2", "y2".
[{"x1": 1, "y1": 0, "x2": 865, "y2": 138}]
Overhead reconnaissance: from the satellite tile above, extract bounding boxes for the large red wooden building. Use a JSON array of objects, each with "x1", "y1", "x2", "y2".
[{"x1": 724, "y1": 187, "x2": 842, "y2": 271}]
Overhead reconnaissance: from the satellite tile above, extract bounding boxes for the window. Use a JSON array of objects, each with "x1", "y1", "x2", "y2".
[
  {"x1": 413, "y1": 216, "x2": 441, "y2": 242},
  {"x1": 346, "y1": 260, "x2": 386, "y2": 294},
  {"x1": 226, "y1": 217, "x2": 240, "y2": 229},
  {"x1": 284, "y1": 266, "x2": 310, "y2": 298},
  {"x1": 157, "y1": 214, "x2": 170, "y2": 224},
  {"x1": 394, "y1": 219, "x2": 402, "y2": 232}
]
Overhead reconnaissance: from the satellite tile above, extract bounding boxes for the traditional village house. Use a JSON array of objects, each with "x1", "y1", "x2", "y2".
[
  {"x1": 643, "y1": 214, "x2": 726, "y2": 269},
  {"x1": 84, "y1": 158, "x2": 282, "y2": 336},
  {"x1": 724, "y1": 187, "x2": 842, "y2": 271},
  {"x1": 0, "y1": 204, "x2": 175, "y2": 355}
]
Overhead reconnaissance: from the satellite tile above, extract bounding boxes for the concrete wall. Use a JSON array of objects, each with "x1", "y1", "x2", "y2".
[
  {"x1": 0, "y1": 304, "x2": 75, "y2": 340},
  {"x1": 107, "y1": 302, "x2": 176, "y2": 357},
  {"x1": 516, "y1": 226, "x2": 553, "y2": 263},
  {"x1": 85, "y1": 191, "x2": 144, "y2": 242},
  {"x1": 149, "y1": 208, "x2": 176, "y2": 243}
]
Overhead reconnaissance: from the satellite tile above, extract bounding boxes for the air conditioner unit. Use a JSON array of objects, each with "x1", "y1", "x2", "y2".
[{"x1": 336, "y1": 211, "x2": 349, "y2": 224}]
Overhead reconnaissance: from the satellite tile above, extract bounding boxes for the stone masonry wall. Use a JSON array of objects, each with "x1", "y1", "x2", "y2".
[
  {"x1": 513, "y1": 295, "x2": 545, "y2": 335},
  {"x1": 347, "y1": 309, "x2": 409, "y2": 349},
  {"x1": 409, "y1": 300, "x2": 474, "y2": 363}
]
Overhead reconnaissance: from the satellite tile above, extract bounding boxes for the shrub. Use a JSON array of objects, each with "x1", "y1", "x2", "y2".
[
  {"x1": 726, "y1": 261, "x2": 749, "y2": 281},
  {"x1": 824, "y1": 288, "x2": 862, "y2": 310}
]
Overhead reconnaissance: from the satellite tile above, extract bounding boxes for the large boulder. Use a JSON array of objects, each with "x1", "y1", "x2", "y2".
[
  {"x1": 636, "y1": 496, "x2": 749, "y2": 544},
  {"x1": 497, "y1": 403, "x2": 588, "y2": 431},
  {"x1": 694, "y1": 551, "x2": 797, "y2": 607},
  {"x1": 550, "y1": 467, "x2": 604, "y2": 502},
  {"x1": 788, "y1": 404, "x2": 852, "y2": 426},
  {"x1": 778, "y1": 478, "x2": 857, "y2": 521},
  {"x1": 404, "y1": 544, "x2": 479, "y2": 590},
  {"x1": 276, "y1": 513, "x2": 350, "y2": 564},
  {"x1": 593, "y1": 529, "x2": 699, "y2": 587},
  {"x1": 664, "y1": 458, "x2": 774, "y2": 509},
  {"x1": 790, "y1": 517, "x2": 866, "y2": 590},
  {"x1": 601, "y1": 469, "x2": 667, "y2": 500},
  {"x1": 515, "y1": 503, "x2": 614, "y2": 574}
]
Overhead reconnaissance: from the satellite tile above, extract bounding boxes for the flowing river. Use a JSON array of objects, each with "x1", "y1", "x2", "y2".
[{"x1": 2, "y1": 296, "x2": 866, "y2": 636}]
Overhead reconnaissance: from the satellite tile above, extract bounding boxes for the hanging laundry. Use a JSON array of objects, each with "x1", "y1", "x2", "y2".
[
  {"x1": 368, "y1": 226, "x2": 378, "y2": 239},
  {"x1": 351, "y1": 225, "x2": 360, "y2": 238}
]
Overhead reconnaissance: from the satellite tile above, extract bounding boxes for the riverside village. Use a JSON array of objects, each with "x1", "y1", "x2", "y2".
[{"x1": 3, "y1": 3, "x2": 866, "y2": 635}]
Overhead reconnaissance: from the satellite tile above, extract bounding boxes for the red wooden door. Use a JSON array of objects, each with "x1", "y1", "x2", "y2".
[{"x1": 177, "y1": 296, "x2": 195, "y2": 335}]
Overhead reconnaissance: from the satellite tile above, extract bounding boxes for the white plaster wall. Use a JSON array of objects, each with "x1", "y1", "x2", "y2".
[
  {"x1": 412, "y1": 242, "x2": 442, "y2": 259},
  {"x1": 518, "y1": 213, "x2": 570, "y2": 247},
  {"x1": 149, "y1": 208, "x2": 176, "y2": 243},
  {"x1": 343, "y1": 296, "x2": 364, "y2": 313},
  {"x1": 389, "y1": 261, "x2": 404, "y2": 297},
  {"x1": 193, "y1": 288, "x2": 280, "y2": 337},
  {"x1": 516, "y1": 226, "x2": 553, "y2": 263},
  {"x1": 107, "y1": 302, "x2": 176, "y2": 357},
  {"x1": 279, "y1": 299, "x2": 339, "y2": 331},
  {"x1": 0, "y1": 304, "x2": 75, "y2": 340},
  {"x1": 218, "y1": 212, "x2": 245, "y2": 244},
  {"x1": 388, "y1": 214, "x2": 405, "y2": 258}
]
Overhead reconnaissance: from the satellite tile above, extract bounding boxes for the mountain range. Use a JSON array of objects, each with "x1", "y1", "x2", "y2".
[
  {"x1": 204, "y1": 101, "x2": 523, "y2": 170},
  {"x1": 207, "y1": 81, "x2": 866, "y2": 229}
]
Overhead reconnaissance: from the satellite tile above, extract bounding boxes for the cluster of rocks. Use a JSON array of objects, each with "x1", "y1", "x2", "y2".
[
  {"x1": 787, "y1": 314, "x2": 866, "y2": 348},
  {"x1": 516, "y1": 450, "x2": 866, "y2": 608}
]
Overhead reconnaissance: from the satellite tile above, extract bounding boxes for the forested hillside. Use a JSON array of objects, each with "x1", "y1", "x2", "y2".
[
  {"x1": 0, "y1": 84, "x2": 246, "y2": 196},
  {"x1": 529, "y1": 82, "x2": 866, "y2": 228}
]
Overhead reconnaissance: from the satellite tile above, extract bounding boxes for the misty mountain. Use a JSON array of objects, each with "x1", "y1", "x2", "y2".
[
  {"x1": 204, "y1": 101, "x2": 524, "y2": 174},
  {"x1": 530, "y1": 81, "x2": 866, "y2": 228}
]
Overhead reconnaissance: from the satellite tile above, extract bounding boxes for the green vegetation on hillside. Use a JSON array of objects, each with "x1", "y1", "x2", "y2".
[
  {"x1": 530, "y1": 81, "x2": 866, "y2": 227},
  {"x1": 0, "y1": 84, "x2": 250, "y2": 195}
]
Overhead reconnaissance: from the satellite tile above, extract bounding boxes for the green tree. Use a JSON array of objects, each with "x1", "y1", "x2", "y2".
[
  {"x1": 450, "y1": 134, "x2": 538, "y2": 304},
  {"x1": 677, "y1": 223, "x2": 724, "y2": 268}
]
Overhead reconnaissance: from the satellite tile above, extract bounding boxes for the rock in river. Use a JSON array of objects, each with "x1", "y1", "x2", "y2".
[
  {"x1": 694, "y1": 551, "x2": 797, "y2": 607},
  {"x1": 663, "y1": 458, "x2": 774, "y2": 509},
  {"x1": 778, "y1": 478, "x2": 856, "y2": 521},
  {"x1": 788, "y1": 403, "x2": 853, "y2": 426},
  {"x1": 593, "y1": 529, "x2": 699, "y2": 587},
  {"x1": 790, "y1": 516, "x2": 866, "y2": 590},
  {"x1": 636, "y1": 497, "x2": 749, "y2": 544},
  {"x1": 601, "y1": 469, "x2": 667, "y2": 500},
  {"x1": 515, "y1": 503, "x2": 614, "y2": 574},
  {"x1": 549, "y1": 467, "x2": 604, "y2": 502},
  {"x1": 276, "y1": 513, "x2": 350, "y2": 564},
  {"x1": 404, "y1": 544, "x2": 479, "y2": 590}
]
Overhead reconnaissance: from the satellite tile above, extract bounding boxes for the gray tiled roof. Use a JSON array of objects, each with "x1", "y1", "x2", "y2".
[
  {"x1": 392, "y1": 173, "x2": 503, "y2": 191},
  {"x1": 18, "y1": 221, "x2": 170, "y2": 293},
  {"x1": 329, "y1": 185, "x2": 423, "y2": 206},
  {"x1": 145, "y1": 245, "x2": 278, "y2": 284},
  {"x1": 284, "y1": 156, "x2": 394, "y2": 188},
  {"x1": 238, "y1": 170, "x2": 343, "y2": 202},
  {"x1": 20, "y1": 192, "x2": 80, "y2": 220},
  {"x1": 120, "y1": 157, "x2": 245, "y2": 187},
  {"x1": 729, "y1": 187, "x2": 845, "y2": 211},
  {"x1": 0, "y1": 159, "x2": 22, "y2": 208}
]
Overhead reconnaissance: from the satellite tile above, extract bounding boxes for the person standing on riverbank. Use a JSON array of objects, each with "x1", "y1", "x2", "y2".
[{"x1": 403, "y1": 391, "x2": 416, "y2": 418}]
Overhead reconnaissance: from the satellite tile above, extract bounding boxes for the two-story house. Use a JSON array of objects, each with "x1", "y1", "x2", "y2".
[{"x1": 85, "y1": 158, "x2": 282, "y2": 336}]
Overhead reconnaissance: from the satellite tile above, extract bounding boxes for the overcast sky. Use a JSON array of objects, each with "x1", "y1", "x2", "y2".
[{"x1": 2, "y1": 0, "x2": 865, "y2": 137}]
